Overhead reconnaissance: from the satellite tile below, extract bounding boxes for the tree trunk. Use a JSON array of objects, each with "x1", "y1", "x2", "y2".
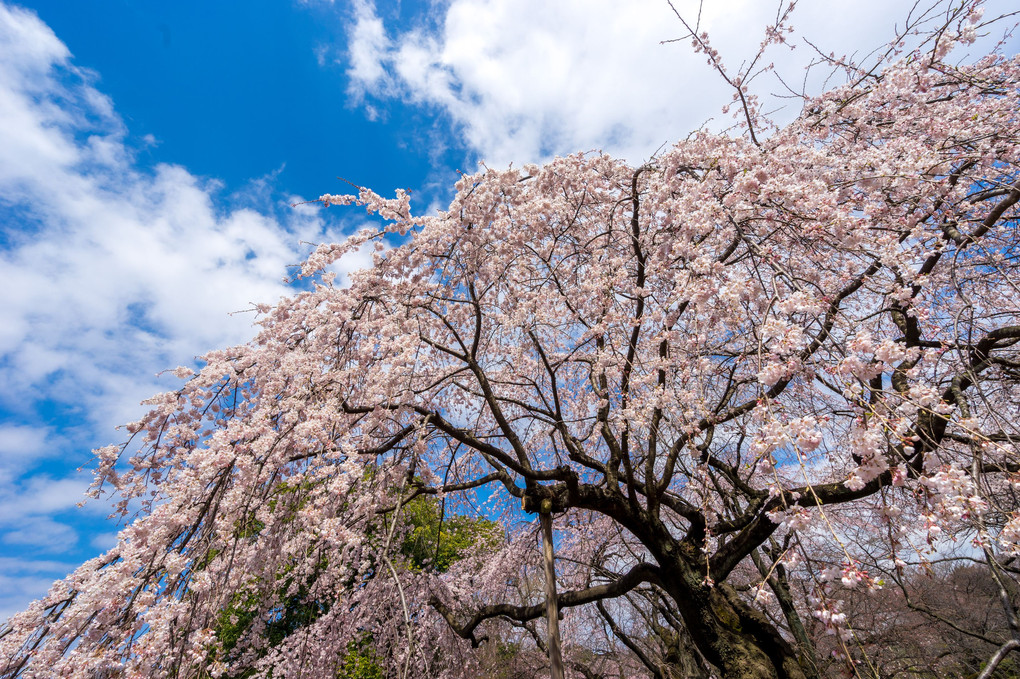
[{"x1": 664, "y1": 578, "x2": 808, "y2": 679}]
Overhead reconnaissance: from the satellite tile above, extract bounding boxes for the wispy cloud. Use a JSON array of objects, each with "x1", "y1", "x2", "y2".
[
  {"x1": 0, "y1": 424, "x2": 54, "y2": 483},
  {"x1": 343, "y1": 0, "x2": 1019, "y2": 166},
  {"x1": 0, "y1": 2, "x2": 376, "y2": 431},
  {"x1": 0, "y1": 3, "x2": 362, "y2": 620},
  {"x1": 0, "y1": 557, "x2": 78, "y2": 623}
]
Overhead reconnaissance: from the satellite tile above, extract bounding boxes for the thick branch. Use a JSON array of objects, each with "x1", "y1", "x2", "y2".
[{"x1": 431, "y1": 562, "x2": 663, "y2": 644}]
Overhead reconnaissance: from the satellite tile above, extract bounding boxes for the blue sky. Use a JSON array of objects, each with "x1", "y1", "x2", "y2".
[{"x1": 1, "y1": 0, "x2": 1016, "y2": 622}]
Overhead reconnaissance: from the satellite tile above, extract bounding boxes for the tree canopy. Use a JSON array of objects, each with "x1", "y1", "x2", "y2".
[{"x1": 2, "y1": 2, "x2": 1020, "y2": 678}]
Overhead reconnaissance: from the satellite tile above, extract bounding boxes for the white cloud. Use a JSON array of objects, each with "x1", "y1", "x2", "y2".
[
  {"x1": 0, "y1": 476, "x2": 91, "y2": 520},
  {"x1": 0, "y1": 3, "x2": 365, "y2": 619},
  {"x1": 346, "y1": 0, "x2": 393, "y2": 96},
  {"x1": 0, "y1": 572, "x2": 69, "y2": 624},
  {"x1": 0, "y1": 4, "x2": 356, "y2": 436},
  {"x1": 344, "y1": 0, "x2": 1019, "y2": 166},
  {"x1": 90, "y1": 531, "x2": 118, "y2": 551},
  {"x1": 0, "y1": 424, "x2": 53, "y2": 482},
  {"x1": 0, "y1": 557, "x2": 79, "y2": 623},
  {"x1": 2, "y1": 517, "x2": 79, "y2": 549}
]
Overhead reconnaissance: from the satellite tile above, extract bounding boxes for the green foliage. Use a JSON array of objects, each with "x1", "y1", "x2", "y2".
[
  {"x1": 213, "y1": 579, "x2": 327, "y2": 665},
  {"x1": 209, "y1": 493, "x2": 500, "y2": 675},
  {"x1": 968, "y1": 656, "x2": 1020, "y2": 679},
  {"x1": 215, "y1": 589, "x2": 262, "y2": 657},
  {"x1": 337, "y1": 637, "x2": 384, "y2": 679},
  {"x1": 399, "y1": 496, "x2": 502, "y2": 572}
]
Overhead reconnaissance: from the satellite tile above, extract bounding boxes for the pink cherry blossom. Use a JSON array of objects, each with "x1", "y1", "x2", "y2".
[{"x1": 2, "y1": 3, "x2": 1019, "y2": 678}]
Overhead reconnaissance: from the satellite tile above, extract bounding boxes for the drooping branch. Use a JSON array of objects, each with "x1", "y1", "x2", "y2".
[{"x1": 430, "y1": 562, "x2": 663, "y2": 646}]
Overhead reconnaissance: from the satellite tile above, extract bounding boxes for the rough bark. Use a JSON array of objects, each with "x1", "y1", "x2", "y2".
[{"x1": 666, "y1": 580, "x2": 808, "y2": 679}]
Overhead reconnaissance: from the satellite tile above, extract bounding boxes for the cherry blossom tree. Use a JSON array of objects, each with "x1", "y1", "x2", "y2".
[{"x1": 2, "y1": 2, "x2": 1020, "y2": 678}]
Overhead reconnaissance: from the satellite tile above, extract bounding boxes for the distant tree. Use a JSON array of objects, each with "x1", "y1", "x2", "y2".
[
  {"x1": 794, "y1": 560, "x2": 1020, "y2": 678},
  {"x1": 2, "y1": 1, "x2": 1019, "y2": 678}
]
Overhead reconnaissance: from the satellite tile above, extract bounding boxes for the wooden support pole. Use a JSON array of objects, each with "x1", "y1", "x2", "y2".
[{"x1": 540, "y1": 500, "x2": 564, "y2": 679}]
